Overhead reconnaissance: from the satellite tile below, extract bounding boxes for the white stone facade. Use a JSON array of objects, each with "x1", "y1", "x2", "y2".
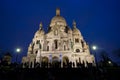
[{"x1": 22, "y1": 8, "x2": 95, "y2": 68}]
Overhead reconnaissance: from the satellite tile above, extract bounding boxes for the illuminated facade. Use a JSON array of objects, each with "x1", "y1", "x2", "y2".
[{"x1": 22, "y1": 8, "x2": 95, "y2": 68}]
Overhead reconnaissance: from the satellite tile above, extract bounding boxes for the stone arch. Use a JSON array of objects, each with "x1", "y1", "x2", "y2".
[
  {"x1": 62, "y1": 56, "x2": 69, "y2": 65},
  {"x1": 41, "y1": 56, "x2": 49, "y2": 67},
  {"x1": 52, "y1": 56, "x2": 60, "y2": 67},
  {"x1": 42, "y1": 56, "x2": 49, "y2": 63},
  {"x1": 52, "y1": 56, "x2": 59, "y2": 62}
]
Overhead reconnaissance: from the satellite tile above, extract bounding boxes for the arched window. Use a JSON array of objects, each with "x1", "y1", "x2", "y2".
[
  {"x1": 81, "y1": 40, "x2": 84, "y2": 48},
  {"x1": 54, "y1": 40, "x2": 58, "y2": 49},
  {"x1": 47, "y1": 46, "x2": 49, "y2": 51},
  {"x1": 36, "y1": 40, "x2": 40, "y2": 44},
  {"x1": 75, "y1": 38, "x2": 79, "y2": 43},
  {"x1": 35, "y1": 50, "x2": 38, "y2": 54},
  {"x1": 64, "y1": 45, "x2": 66, "y2": 50},
  {"x1": 76, "y1": 49, "x2": 80, "y2": 53}
]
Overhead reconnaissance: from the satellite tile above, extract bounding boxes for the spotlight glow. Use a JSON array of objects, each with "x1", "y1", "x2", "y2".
[
  {"x1": 16, "y1": 48, "x2": 21, "y2": 53},
  {"x1": 92, "y1": 46, "x2": 97, "y2": 50}
]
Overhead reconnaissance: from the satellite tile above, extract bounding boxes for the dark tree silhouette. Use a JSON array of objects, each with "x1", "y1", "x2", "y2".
[
  {"x1": 112, "y1": 48, "x2": 120, "y2": 58},
  {"x1": 100, "y1": 51, "x2": 109, "y2": 61},
  {"x1": 99, "y1": 51, "x2": 115, "y2": 67}
]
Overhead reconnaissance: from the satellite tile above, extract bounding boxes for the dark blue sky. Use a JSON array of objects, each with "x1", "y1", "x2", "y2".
[{"x1": 0, "y1": 0, "x2": 120, "y2": 63}]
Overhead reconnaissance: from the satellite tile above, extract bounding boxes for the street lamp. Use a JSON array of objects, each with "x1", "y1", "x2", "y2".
[
  {"x1": 16, "y1": 48, "x2": 21, "y2": 63},
  {"x1": 92, "y1": 46, "x2": 97, "y2": 50},
  {"x1": 16, "y1": 48, "x2": 21, "y2": 53},
  {"x1": 92, "y1": 45, "x2": 98, "y2": 67},
  {"x1": 108, "y1": 61, "x2": 111, "y2": 64}
]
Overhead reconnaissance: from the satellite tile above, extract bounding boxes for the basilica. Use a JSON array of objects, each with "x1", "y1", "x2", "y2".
[{"x1": 22, "y1": 8, "x2": 95, "y2": 68}]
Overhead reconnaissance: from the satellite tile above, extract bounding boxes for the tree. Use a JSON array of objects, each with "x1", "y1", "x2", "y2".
[
  {"x1": 112, "y1": 48, "x2": 120, "y2": 58},
  {"x1": 0, "y1": 49, "x2": 3, "y2": 59},
  {"x1": 100, "y1": 51, "x2": 109, "y2": 61},
  {"x1": 99, "y1": 51, "x2": 114, "y2": 67}
]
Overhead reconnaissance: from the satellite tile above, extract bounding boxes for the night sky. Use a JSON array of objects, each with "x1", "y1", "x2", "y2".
[{"x1": 0, "y1": 0, "x2": 120, "y2": 63}]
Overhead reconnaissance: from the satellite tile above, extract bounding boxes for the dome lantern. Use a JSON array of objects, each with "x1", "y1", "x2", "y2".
[
  {"x1": 72, "y1": 20, "x2": 81, "y2": 35},
  {"x1": 56, "y1": 8, "x2": 60, "y2": 16},
  {"x1": 50, "y1": 8, "x2": 67, "y2": 27},
  {"x1": 73, "y1": 20, "x2": 76, "y2": 28},
  {"x1": 39, "y1": 22, "x2": 43, "y2": 30}
]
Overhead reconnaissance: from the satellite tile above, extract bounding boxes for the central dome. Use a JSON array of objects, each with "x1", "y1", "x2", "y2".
[{"x1": 50, "y1": 8, "x2": 67, "y2": 27}]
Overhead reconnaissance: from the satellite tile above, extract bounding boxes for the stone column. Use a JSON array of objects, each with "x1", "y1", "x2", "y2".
[
  {"x1": 28, "y1": 61, "x2": 31, "y2": 68},
  {"x1": 32, "y1": 61, "x2": 34, "y2": 68},
  {"x1": 74, "y1": 61, "x2": 77, "y2": 68},
  {"x1": 22, "y1": 62, "x2": 25, "y2": 68}
]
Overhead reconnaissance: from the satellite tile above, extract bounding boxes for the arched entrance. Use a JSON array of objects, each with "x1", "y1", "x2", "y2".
[
  {"x1": 62, "y1": 56, "x2": 69, "y2": 67},
  {"x1": 42, "y1": 57, "x2": 48, "y2": 62},
  {"x1": 52, "y1": 56, "x2": 60, "y2": 68},
  {"x1": 41, "y1": 57, "x2": 49, "y2": 68}
]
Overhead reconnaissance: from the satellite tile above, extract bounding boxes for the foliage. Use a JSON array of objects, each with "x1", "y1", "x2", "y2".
[
  {"x1": 112, "y1": 48, "x2": 120, "y2": 58},
  {"x1": 98, "y1": 50, "x2": 117, "y2": 67}
]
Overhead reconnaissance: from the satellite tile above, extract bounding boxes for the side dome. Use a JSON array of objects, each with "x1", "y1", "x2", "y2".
[
  {"x1": 73, "y1": 28, "x2": 81, "y2": 35},
  {"x1": 72, "y1": 20, "x2": 81, "y2": 35},
  {"x1": 35, "y1": 30, "x2": 44, "y2": 36},
  {"x1": 34, "y1": 22, "x2": 45, "y2": 38},
  {"x1": 68, "y1": 27, "x2": 72, "y2": 34},
  {"x1": 50, "y1": 8, "x2": 67, "y2": 27},
  {"x1": 34, "y1": 29, "x2": 45, "y2": 38}
]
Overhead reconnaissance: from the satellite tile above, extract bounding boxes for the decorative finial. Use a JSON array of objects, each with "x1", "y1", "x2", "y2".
[
  {"x1": 73, "y1": 20, "x2": 76, "y2": 28},
  {"x1": 56, "y1": 8, "x2": 60, "y2": 16},
  {"x1": 39, "y1": 22, "x2": 42, "y2": 30}
]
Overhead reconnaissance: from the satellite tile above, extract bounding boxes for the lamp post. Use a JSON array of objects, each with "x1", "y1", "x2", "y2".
[
  {"x1": 16, "y1": 48, "x2": 21, "y2": 63},
  {"x1": 92, "y1": 45, "x2": 98, "y2": 67}
]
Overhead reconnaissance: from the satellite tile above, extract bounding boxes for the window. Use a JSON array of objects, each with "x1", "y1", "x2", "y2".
[
  {"x1": 76, "y1": 49, "x2": 80, "y2": 53},
  {"x1": 81, "y1": 40, "x2": 84, "y2": 48},
  {"x1": 36, "y1": 40, "x2": 40, "y2": 44},
  {"x1": 47, "y1": 46, "x2": 49, "y2": 51},
  {"x1": 54, "y1": 40, "x2": 58, "y2": 49},
  {"x1": 64, "y1": 45, "x2": 66, "y2": 50},
  {"x1": 35, "y1": 50, "x2": 38, "y2": 54},
  {"x1": 75, "y1": 38, "x2": 79, "y2": 43}
]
